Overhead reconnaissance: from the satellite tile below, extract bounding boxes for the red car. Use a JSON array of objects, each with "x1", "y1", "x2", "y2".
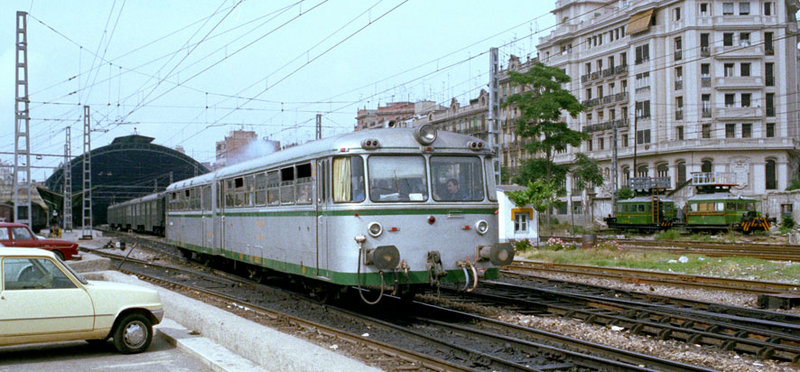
[{"x1": 0, "y1": 222, "x2": 81, "y2": 261}]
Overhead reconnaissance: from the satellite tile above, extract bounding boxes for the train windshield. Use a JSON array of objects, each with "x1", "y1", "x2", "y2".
[
  {"x1": 431, "y1": 156, "x2": 485, "y2": 202},
  {"x1": 368, "y1": 156, "x2": 428, "y2": 202}
]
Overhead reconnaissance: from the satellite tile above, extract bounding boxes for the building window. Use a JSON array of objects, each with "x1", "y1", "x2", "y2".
[
  {"x1": 700, "y1": 3, "x2": 709, "y2": 16},
  {"x1": 725, "y1": 94, "x2": 735, "y2": 107},
  {"x1": 766, "y1": 63, "x2": 774, "y2": 86},
  {"x1": 622, "y1": 134, "x2": 629, "y2": 147},
  {"x1": 765, "y1": 32, "x2": 774, "y2": 54},
  {"x1": 766, "y1": 123, "x2": 775, "y2": 137},
  {"x1": 677, "y1": 125, "x2": 684, "y2": 140},
  {"x1": 702, "y1": 124, "x2": 711, "y2": 138},
  {"x1": 675, "y1": 66, "x2": 683, "y2": 90},
  {"x1": 726, "y1": 123, "x2": 736, "y2": 138},
  {"x1": 764, "y1": 2, "x2": 774, "y2": 15},
  {"x1": 674, "y1": 37, "x2": 682, "y2": 60},
  {"x1": 738, "y1": 1, "x2": 750, "y2": 15},
  {"x1": 723, "y1": 2, "x2": 734, "y2": 15},
  {"x1": 702, "y1": 159, "x2": 713, "y2": 172},
  {"x1": 724, "y1": 63, "x2": 735, "y2": 77},
  {"x1": 766, "y1": 93, "x2": 775, "y2": 116},
  {"x1": 740, "y1": 63, "x2": 750, "y2": 77},
  {"x1": 635, "y1": 44, "x2": 649, "y2": 64},
  {"x1": 677, "y1": 161, "x2": 687, "y2": 184},
  {"x1": 739, "y1": 32, "x2": 750, "y2": 46},
  {"x1": 700, "y1": 33, "x2": 710, "y2": 55},
  {"x1": 674, "y1": 7, "x2": 681, "y2": 21},
  {"x1": 741, "y1": 93, "x2": 751, "y2": 107},
  {"x1": 599, "y1": 136, "x2": 605, "y2": 150},
  {"x1": 766, "y1": 159, "x2": 776, "y2": 190},
  {"x1": 742, "y1": 123, "x2": 752, "y2": 138},
  {"x1": 635, "y1": 72, "x2": 650, "y2": 90},
  {"x1": 635, "y1": 100, "x2": 650, "y2": 118},
  {"x1": 782, "y1": 203, "x2": 793, "y2": 216},
  {"x1": 637, "y1": 129, "x2": 651, "y2": 144},
  {"x1": 675, "y1": 96, "x2": 684, "y2": 120},
  {"x1": 588, "y1": 137, "x2": 593, "y2": 151},
  {"x1": 723, "y1": 33, "x2": 734, "y2": 46},
  {"x1": 513, "y1": 209, "x2": 531, "y2": 232},
  {"x1": 702, "y1": 94, "x2": 711, "y2": 117}
]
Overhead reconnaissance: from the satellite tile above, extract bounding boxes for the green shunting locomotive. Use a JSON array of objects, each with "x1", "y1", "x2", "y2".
[{"x1": 605, "y1": 176, "x2": 677, "y2": 231}]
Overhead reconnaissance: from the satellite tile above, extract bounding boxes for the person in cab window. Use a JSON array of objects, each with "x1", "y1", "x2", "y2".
[{"x1": 443, "y1": 178, "x2": 467, "y2": 201}]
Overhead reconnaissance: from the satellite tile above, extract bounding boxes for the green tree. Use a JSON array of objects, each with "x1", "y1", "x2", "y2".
[
  {"x1": 502, "y1": 61, "x2": 601, "y2": 233},
  {"x1": 506, "y1": 179, "x2": 558, "y2": 214},
  {"x1": 615, "y1": 187, "x2": 635, "y2": 200}
]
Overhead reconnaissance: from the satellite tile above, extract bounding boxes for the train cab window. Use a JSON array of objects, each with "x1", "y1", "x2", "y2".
[
  {"x1": 255, "y1": 173, "x2": 267, "y2": 206},
  {"x1": 280, "y1": 167, "x2": 295, "y2": 205},
  {"x1": 332, "y1": 157, "x2": 365, "y2": 203},
  {"x1": 431, "y1": 156, "x2": 484, "y2": 202},
  {"x1": 368, "y1": 156, "x2": 428, "y2": 202},
  {"x1": 267, "y1": 171, "x2": 280, "y2": 206}
]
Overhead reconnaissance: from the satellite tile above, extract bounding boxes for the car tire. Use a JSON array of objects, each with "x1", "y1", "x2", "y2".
[{"x1": 112, "y1": 313, "x2": 153, "y2": 354}]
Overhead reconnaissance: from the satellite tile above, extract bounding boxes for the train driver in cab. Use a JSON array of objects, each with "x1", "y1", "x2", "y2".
[{"x1": 441, "y1": 178, "x2": 467, "y2": 201}]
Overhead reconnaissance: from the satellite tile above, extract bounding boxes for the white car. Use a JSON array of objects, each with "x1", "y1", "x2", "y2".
[{"x1": 0, "y1": 248, "x2": 163, "y2": 353}]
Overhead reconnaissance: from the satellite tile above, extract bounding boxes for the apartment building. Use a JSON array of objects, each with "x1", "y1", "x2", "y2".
[{"x1": 535, "y1": 0, "x2": 799, "y2": 220}]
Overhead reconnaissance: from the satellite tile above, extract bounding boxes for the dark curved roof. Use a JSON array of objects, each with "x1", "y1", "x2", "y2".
[{"x1": 45, "y1": 135, "x2": 209, "y2": 225}]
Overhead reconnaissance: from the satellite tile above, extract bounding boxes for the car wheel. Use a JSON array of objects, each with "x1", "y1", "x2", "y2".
[
  {"x1": 112, "y1": 313, "x2": 153, "y2": 354},
  {"x1": 53, "y1": 250, "x2": 65, "y2": 261}
]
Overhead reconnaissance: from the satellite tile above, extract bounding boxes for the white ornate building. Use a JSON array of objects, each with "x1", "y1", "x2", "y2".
[{"x1": 535, "y1": 0, "x2": 800, "y2": 221}]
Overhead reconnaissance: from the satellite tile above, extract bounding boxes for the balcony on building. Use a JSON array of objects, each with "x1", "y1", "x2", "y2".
[
  {"x1": 715, "y1": 76, "x2": 763, "y2": 89},
  {"x1": 582, "y1": 118, "x2": 629, "y2": 133},
  {"x1": 700, "y1": 46, "x2": 711, "y2": 57},
  {"x1": 674, "y1": 50, "x2": 682, "y2": 61},
  {"x1": 614, "y1": 64, "x2": 627, "y2": 76},
  {"x1": 701, "y1": 77, "x2": 712, "y2": 88},
  {"x1": 701, "y1": 109, "x2": 712, "y2": 118},
  {"x1": 675, "y1": 80, "x2": 683, "y2": 90},
  {"x1": 614, "y1": 92, "x2": 628, "y2": 102},
  {"x1": 714, "y1": 45, "x2": 762, "y2": 59},
  {"x1": 675, "y1": 109, "x2": 683, "y2": 121},
  {"x1": 715, "y1": 106, "x2": 762, "y2": 119}
]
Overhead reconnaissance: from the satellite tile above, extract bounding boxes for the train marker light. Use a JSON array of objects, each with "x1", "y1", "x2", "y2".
[
  {"x1": 463, "y1": 225, "x2": 470, "y2": 230},
  {"x1": 427, "y1": 216, "x2": 435, "y2": 224}
]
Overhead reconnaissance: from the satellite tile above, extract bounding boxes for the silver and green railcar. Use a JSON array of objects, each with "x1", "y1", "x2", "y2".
[{"x1": 165, "y1": 126, "x2": 513, "y2": 301}]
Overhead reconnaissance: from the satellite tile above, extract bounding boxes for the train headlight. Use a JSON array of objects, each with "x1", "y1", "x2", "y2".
[
  {"x1": 475, "y1": 220, "x2": 489, "y2": 235},
  {"x1": 368, "y1": 222, "x2": 383, "y2": 237},
  {"x1": 414, "y1": 124, "x2": 437, "y2": 145}
]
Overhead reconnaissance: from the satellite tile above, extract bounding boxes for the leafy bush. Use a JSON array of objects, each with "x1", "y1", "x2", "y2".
[
  {"x1": 543, "y1": 237, "x2": 566, "y2": 250},
  {"x1": 513, "y1": 239, "x2": 535, "y2": 251},
  {"x1": 782, "y1": 215, "x2": 796, "y2": 230},
  {"x1": 595, "y1": 240, "x2": 621, "y2": 251}
]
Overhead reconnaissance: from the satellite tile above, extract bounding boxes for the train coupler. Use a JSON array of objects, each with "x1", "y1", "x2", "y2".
[{"x1": 426, "y1": 251, "x2": 446, "y2": 286}]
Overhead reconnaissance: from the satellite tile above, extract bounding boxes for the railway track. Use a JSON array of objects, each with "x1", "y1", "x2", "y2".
[
  {"x1": 507, "y1": 260, "x2": 800, "y2": 294},
  {"x1": 452, "y1": 280, "x2": 800, "y2": 363},
  {"x1": 83, "y1": 238, "x2": 712, "y2": 371},
  {"x1": 545, "y1": 235, "x2": 800, "y2": 261}
]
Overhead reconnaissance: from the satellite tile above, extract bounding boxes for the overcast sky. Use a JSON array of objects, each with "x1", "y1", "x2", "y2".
[{"x1": 1, "y1": 0, "x2": 554, "y2": 181}]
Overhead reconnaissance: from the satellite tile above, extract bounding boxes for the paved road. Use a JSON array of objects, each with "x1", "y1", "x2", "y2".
[{"x1": 0, "y1": 331, "x2": 211, "y2": 372}]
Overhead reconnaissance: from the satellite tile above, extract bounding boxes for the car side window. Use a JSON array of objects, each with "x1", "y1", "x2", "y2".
[
  {"x1": 11, "y1": 227, "x2": 33, "y2": 241},
  {"x1": 0, "y1": 228, "x2": 8, "y2": 240},
  {"x1": 3, "y1": 258, "x2": 75, "y2": 290}
]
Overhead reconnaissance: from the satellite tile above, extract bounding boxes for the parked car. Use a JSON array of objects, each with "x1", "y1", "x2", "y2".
[
  {"x1": 0, "y1": 222, "x2": 81, "y2": 261},
  {"x1": 0, "y1": 248, "x2": 164, "y2": 353}
]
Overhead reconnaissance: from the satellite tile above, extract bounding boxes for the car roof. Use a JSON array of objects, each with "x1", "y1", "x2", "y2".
[
  {"x1": 0, "y1": 247, "x2": 55, "y2": 258},
  {"x1": 0, "y1": 222, "x2": 27, "y2": 228}
]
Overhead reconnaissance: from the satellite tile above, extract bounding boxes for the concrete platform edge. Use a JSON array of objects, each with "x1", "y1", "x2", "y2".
[{"x1": 96, "y1": 270, "x2": 380, "y2": 372}]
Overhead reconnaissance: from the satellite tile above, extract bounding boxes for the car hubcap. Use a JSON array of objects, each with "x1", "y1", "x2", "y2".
[{"x1": 124, "y1": 321, "x2": 146, "y2": 348}]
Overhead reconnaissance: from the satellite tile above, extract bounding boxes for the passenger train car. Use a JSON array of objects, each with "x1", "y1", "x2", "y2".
[
  {"x1": 109, "y1": 126, "x2": 514, "y2": 302},
  {"x1": 108, "y1": 192, "x2": 166, "y2": 235}
]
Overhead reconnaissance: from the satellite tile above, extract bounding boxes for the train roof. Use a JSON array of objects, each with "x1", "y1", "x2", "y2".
[
  {"x1": 617, "y1": 196, "x2": 675, "y2": 203},
  {"x1": 687, "y1": 192, "x2": 758, "y2": 202},
  {"x1": 110, "y1": 191, "x2": 165, "y2": 208},
  {"x1": 167, "y1": 128, "x2": 490, "y2": 191}
]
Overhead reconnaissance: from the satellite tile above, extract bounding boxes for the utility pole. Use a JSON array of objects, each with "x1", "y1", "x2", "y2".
[
  {"x1": 81, "y1": 106, "x2": 92, "y2": 240},
  {"x1": 633, "y1": 115, "x2": 638, "y2": 177},
  {"x1": 14, "y1": 11, "x2": 32, "y2": 228},
  {"x1": 488, "y1": 47, "x2": 501, "y2": 185},
  {"x1": 63, "y1": 126, "x2": 73, "y2": 231},
  {"x1": 316, "y1": 114, "x2": 322, "y2": 140}
]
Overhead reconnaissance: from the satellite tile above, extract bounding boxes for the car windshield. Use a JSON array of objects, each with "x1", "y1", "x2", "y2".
[
  {"x1": 431, "y1": 156, "x2": 485, "y2": 202},
  {"x1": 368, "y1": 156, "x2": 428, "y2": 202}
]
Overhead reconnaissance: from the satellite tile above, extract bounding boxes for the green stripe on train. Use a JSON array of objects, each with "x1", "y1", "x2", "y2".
[{"x1": 168, "y1": 240, "x2": 499, "y2": 286}]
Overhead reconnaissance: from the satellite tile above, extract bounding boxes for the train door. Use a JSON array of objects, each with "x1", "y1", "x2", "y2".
[
  {"x1": 214, "y1": 180, "x2": 225, "y2": 256},
  {"x1": 316, "y1": 159, "x2": 328, "y2": 277},
  {"x1": 202, "y1": 185, "x2": 213, "y2": 251}
]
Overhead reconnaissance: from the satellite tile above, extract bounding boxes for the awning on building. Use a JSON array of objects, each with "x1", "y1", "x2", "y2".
[{"x1": 627, "y1": 9, "x2": 654, "y2": 35}]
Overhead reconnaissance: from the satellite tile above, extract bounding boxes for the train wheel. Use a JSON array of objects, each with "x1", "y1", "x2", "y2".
[{"x1": 178, "y1": 248, "x2": 192, "y2": 260}]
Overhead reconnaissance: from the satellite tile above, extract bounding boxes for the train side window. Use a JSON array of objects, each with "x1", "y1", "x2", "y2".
[
  {"x1": 726, "y1": 202, "x2": 735, "y2": 211},
  {"x1": 267, "y1": 171, "x2": 280, "y2": 206},
  {"x1": 244, "y1": 175, "x2": 255, "y2": 207},
  {"x1": 637, "y1": 204, "x2": 644, "y2": 212},
  {"x1": 255, "y1": 173, "x2": 267, "y2": 206},
  {"x1": 295, "y1": 163, "x2": 313, "y2": 205},
  {"x1": 169, "y1": 192, "x2": 177, "y2": 211},
  {"x1": 280, "y1": 167, "x2": 295, "y2": 205},
  {"x1": 332, "y1": 157, "x2": 365, "y2": 203},
  {"x1": 715, "y1": 202, "x2": 724, "y2": 211},
  {"x1": 202, "y1": 185, "x2": 211, "y2": 211},
  {"x1": 233, "y1": 177, "x2": 245, "y2": 207},
  {"x1": 225, "y1": 179, "x2": 235, "y2": 208}
]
